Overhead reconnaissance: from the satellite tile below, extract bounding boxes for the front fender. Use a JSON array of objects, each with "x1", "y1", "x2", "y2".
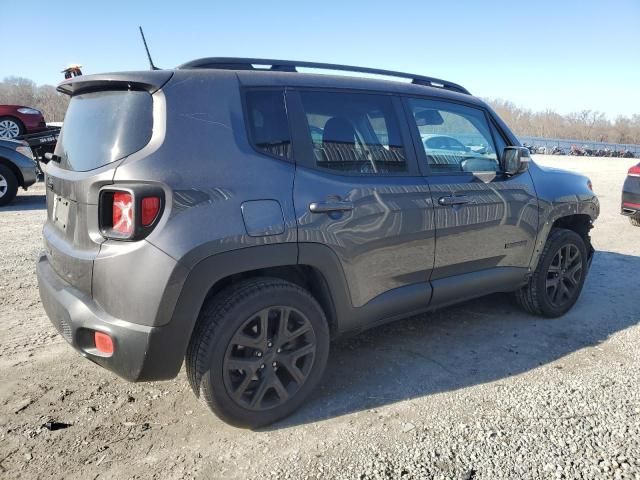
[{"x1": 528, "y1": 162, "x2": 599, "y2": 271}]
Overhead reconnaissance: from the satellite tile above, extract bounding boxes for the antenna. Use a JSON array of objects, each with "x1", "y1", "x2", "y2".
[{"x1": 139, "y1": 26, "x2": 159, "y2": 70}]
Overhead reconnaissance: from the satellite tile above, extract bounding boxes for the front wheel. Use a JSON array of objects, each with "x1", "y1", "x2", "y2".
[
  {"x1": 186, "y1": 278, "x2": 330, "y2": 428},
  {"x1": 516, "y1": 228, "x2": 589, "y2": 318}
]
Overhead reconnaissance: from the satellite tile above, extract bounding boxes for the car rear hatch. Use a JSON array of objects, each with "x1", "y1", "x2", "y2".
[{"x1": 43, "y1": 71, "x2": 172, "y2": 295}]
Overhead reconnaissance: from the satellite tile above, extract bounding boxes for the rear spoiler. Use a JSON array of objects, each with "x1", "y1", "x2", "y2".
[{"x1": 57, "y1": 70, "x2": 173, "y2": 96}]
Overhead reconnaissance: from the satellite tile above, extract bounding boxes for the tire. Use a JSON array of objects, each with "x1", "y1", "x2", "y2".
[
  {"x1": 0, "y1": 116, "x2": 24, "y2": 139},
  {"x1": 515, "y1": 228, "x2": 589, "y2": 318},
  {"x1": 0, "y1": 164, "x2": 19, "y2": 206},
  {"x1": 186, "y1": 277, "x2": 330, "y2": 428},
  {"x1": 630, "y1": 216, "x2": 640, "y2": 227}
]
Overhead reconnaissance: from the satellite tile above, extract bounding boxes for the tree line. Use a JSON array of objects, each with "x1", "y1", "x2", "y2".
[
  {"x1": 487, "y1": 99, "x2": 640, "y2": 145},
  {"x1": 1, "y1": 76, "x2": 638, "y2": 145}
]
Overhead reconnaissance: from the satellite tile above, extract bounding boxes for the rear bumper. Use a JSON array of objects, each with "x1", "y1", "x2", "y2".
[
  {"x1": 621, "y1": 192, "x2": 640, "y2": 217},
  {"x1": 37, "y1": 252, "x2": 185, "y2": 381},
  {"x1": 622, "y1": 178, "x2": 640, "y2": 217},
  {"x1": 22, "y1": 116, "x2": 47, "y2": 133}
]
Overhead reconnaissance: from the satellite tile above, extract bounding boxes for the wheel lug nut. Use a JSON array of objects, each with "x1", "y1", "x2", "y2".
[
  {"x1": 272, "y1": 362, "x2": 277, "y2": 368},
  {"x1": 267, "y1": 342, "x2": 273, "y2": 348},
  {"x1": 260, "y1": 364, "x2": 265, "y2": 369},
  {"x1": 256, "y1": 351, "x2": 262, "y2": 357},
  {"x1": 277, "y1": 348, "x2": 281, "y2": 353}
]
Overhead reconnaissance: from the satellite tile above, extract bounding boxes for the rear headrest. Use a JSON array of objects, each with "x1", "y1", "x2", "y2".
[{"x1": 323, "y1": 117, "x2": 356, "y2": 145}]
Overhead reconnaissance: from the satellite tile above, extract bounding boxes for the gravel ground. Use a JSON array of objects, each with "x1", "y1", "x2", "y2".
[{"x1": 0, "y1": 155, "x2": 639, "y2": 479}]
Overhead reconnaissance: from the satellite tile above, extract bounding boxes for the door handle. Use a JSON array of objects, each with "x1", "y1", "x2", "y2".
[
  {"x1": 438, "y1": 195, "x2": 470, "y2": 206},
  {"x1": 309, "y1": 200, "x2": 354, "y2": 213}
]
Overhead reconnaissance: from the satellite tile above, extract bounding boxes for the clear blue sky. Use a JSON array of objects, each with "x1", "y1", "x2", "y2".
[{"x1": 2, "y1": 0, "x2": 639, "y2": 118}]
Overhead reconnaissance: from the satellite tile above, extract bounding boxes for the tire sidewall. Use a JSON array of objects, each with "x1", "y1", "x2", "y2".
[
  {"x1": 535, "y1": 230, "x2": 588, "y2": 317},
  {"x1": 201, "y1": 285, "x2": 330, "y2": 428},
  {"x1": 0, "y1": 164, "x2": 18, "y2": 206}
]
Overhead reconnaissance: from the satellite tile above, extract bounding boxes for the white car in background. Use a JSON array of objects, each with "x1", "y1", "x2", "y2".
[{"x1": 420, "y1": 134, "x2": 498, "y2": 172}]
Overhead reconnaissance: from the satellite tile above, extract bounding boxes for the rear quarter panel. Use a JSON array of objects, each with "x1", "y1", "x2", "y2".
[{"x1": 111, "y1": 70, "x2": 298, "y2": 266}]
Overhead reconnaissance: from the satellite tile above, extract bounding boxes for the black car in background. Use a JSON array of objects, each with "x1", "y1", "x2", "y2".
[
  {"x1": 622, "y1": 162, "x2": 640, "y2": 227},
  {"x1": 0, "y1": 138, "x2": 38, "y2": 206}
]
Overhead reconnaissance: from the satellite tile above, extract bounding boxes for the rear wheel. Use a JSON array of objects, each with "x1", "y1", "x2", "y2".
[
  {"x1": 516, "y1": 228, "x2": 588, "y2": 318},
  {"x1": 186, "y1": 278, "x2": 330, "y2": 428},
  {"x1": 630, "y1": 216, "x2": 640, "y2": 227},
  {"x1": 0, "y1": 164, "x2": 18, "y2": 206},
  {"x1": 0, "y1": 117, "x2": 24, "y2": 139}
]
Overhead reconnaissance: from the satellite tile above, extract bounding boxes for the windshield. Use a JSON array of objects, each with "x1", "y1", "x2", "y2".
[{"x1": 56, "y1": 90, "x2": 153, "y2": 171}]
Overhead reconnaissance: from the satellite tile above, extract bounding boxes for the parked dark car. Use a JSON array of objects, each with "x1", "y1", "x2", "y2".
[
  {"x1": 621, "y1": 162, "x2": 640, "y2": 226},
  {"x1": 37, "y1": 59, "x2": 599, "y2": 427},
  {"x1": 0, "y1": 105, "x2": 47, "y2": 139},
  {"x1": 0, "y1": 138, "x2": 38, "y2": 206}
]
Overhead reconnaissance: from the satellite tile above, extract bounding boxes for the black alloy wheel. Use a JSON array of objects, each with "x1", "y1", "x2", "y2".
[
  {"x1": 186, "y1": 278, "x2": 330, "y2": 428},
  {"x1": 223, "y1": 306, "x2": 316, "y2": 411},
  {"x1": 545, "y1": 243, "x2": 583, "y2": 308},
  {"x1": 515, "y1": 228, "x2": 589, "y2": 318}
]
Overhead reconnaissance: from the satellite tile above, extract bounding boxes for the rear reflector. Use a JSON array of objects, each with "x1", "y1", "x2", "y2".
[
  {"x1": 623, "y1": 201, "x2": 640, "y2": 209},
  {"x1": 94, "y1": 332, "x2": 114, "y2": 354},
  {"x1": 112, "y1": 192, "x2": 133, "y2": 235},
  {"x1": 628, "y1": 165, "x2": 640, "y2": 177},
  {"x1": 141, "y1": 196, "x2": 161, "y2": 226}
]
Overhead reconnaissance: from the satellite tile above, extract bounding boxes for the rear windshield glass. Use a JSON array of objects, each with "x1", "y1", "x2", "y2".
[{"x1": 56, "y1": 90, "x2": 153, "y2": 171}]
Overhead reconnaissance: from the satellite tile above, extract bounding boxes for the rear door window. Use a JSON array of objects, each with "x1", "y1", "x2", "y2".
[
  {"x1": 299, "y1": 91, "x2": 407, "y2": 174},
  {"x1": 56, "y1": 90, "x2": 153, "y2": 172}
]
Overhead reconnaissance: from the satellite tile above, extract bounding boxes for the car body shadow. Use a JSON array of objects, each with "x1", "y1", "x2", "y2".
[
  {"x1": 0, "y1": 194, "x2": 46, "y2": 212},
  {"x1": 267, "y1": 250, "x2": 639, "y2": 430}
]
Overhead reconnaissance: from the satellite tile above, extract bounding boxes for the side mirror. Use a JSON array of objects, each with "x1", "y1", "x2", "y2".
[{"x1": 502, "y1": 146, "x2": 531, "y2": 175}]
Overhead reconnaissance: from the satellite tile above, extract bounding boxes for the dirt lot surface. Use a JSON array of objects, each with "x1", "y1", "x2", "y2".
[{"x1": 1, "y1": 155, "x2": 639, "y2": 479}]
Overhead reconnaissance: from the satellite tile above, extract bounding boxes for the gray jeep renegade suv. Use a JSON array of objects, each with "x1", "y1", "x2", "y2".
[{"x1": 37, "y1": 59, "x2": 599, "y2": 427}]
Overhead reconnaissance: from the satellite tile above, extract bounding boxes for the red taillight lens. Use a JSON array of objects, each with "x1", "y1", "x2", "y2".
[
  {"x1": 628, "y1": 164, "x2": 640, "y2": 177},
  {"x1": 141, "y1": 196, "x2": 160, "y2": 226},
  {"x1": 100, "y1": 188, "x2": 163, "y2": 240},
  {"x1": 112, "y1": 191, "x2": 133, "y2": 235},
  {"x1": 94, "y1": 332, "x2": 114, "y2": 355}
]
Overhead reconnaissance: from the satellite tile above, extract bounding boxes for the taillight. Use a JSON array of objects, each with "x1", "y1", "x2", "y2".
[
  {"x1": 99, "y1": 187, "x2": 164, "y2": 240},
  {"x1": 141, "y1": 196, "x2": 161, "y2": 226},
  {"x1": 628, "y1": 164, "x2": 640, "y2": 177},
  {"x1": 112, "y1": 192, "x2": 133, "y2": 235}
]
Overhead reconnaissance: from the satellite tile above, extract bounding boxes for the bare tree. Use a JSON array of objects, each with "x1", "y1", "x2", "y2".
[
  {"x1": 0, "y1": 76, "x2": 69, "y2": 122},
  {"x1": 486, "y1": 98, "x2": 640, "y2": 145}
]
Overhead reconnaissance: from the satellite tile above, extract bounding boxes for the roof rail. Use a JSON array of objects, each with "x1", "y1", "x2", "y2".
[{"x1": 177, "y1": 57, "x2": 471, "y2": 95}]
